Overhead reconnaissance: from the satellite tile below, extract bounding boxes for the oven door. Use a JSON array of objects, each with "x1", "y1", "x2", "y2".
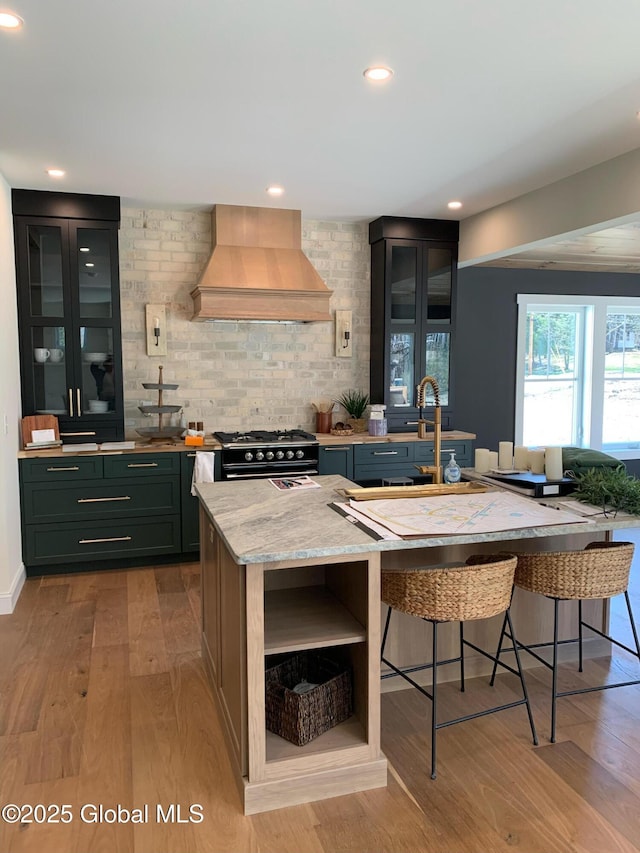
[{"x1": 221, "y1": 461, "x2": 319, "y2": 480}]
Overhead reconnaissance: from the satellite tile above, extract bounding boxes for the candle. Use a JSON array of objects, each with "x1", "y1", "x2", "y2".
[
  {"x1": 529, "y1": 449, "x2": 545, "y2": 474},
  {"x1": 488, "y1": 451, "x2": 499, "y2": 470},
  {"x1": 498, "y1": 441, "x2": 513, "y2": 470},
  {"x1": 545, "y1": 446, "x2": 563, "y2": 481},
  {"x1": 513, "y1": 446, "x2": 529, "y2": 470},
  {"x1": 474, "y1": 448, "x2": 490, "y2": 473}
]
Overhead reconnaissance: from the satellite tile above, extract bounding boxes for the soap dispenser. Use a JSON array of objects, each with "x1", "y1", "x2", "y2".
[{"x1": 444, "y1": 451, "x2": 461, "y2": 484}]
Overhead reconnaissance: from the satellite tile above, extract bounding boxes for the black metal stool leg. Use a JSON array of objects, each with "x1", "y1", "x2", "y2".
[
  {"x1": 431, "y1": 620, "x2": 438, "y2": 780},
  {"x1": 551, "y1": 598, "x2": 559, "y2": 743},
  {"x1": 459, "y1": 621, "x2": 465, "y2": 692},
  {"x1": 624, "y1": 591, "x2": 640, "y2": 659},
  {"x1": 578, "y1": 599, "x2": 584, "y2": 672},
  {"x1": 506, "y1": 609, "x2": 538, "y2": 746},
  {"x1": 490, "y1": 611, "x2": 509, "y2": 687}
]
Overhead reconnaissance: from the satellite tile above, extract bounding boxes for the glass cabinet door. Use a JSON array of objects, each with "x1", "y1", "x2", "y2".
[
  {"x1": 424, "y1": 332, "x2": 450, "y2": 406},
  {"x1": 389, "y1": 332, "x2": 414, "y2": 407},
  {"x1": 28, "y1": 325, "x2": 70, "y2": 414},
  {"x1": 390, "y1": 245, "x2": 417, "y2": 322},
  {"x1": 25, "y1": 224, "x2": 65, "y2": 318},
  {"x1": 79, "y1": 328, "x2": 118, "y2": 414},
  {"x1": 76, "y1": 228, "x2": 115, "y2": 319}
]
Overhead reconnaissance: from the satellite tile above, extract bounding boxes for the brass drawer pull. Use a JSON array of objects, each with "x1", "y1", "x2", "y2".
[
  {"x1": 186, "y1": 453, "x2": 196, "y2": 457},
  {"x1": 79, "y1": 536, "x2": 133, "y2": 544},
  {"x1": 46, "y1": 466, "x2": 80, "y2": 472},
  {"x1": 324, "y1": 447, "x2": 349, "y2": 452},
  {"x1": 372, "y1": 450, "x2": 398, "y2": 456},
  {"x1": 77, "y1": 496, "x2": 131, "y2": 503},
  {"x1": 59, "y1": 431, "x2": 97, "y2": 436},
  {"x1": 127, "y1": 462, "x2": 158, "y2": 468},
  {"x1": 76, "y1": 387, "x2": 82, "y2": 416},
  {"x1": 68, "y1": 388, "x2": 74, "y2": 417}
]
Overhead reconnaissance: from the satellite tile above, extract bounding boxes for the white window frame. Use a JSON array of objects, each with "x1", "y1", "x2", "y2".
[{"x1": 515, "y1": 294, "x2": 640, "y2": 460}]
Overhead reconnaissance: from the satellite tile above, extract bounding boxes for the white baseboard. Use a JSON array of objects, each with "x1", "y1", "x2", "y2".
[{"x1": 0, "y1": 563, "x2": 26, "y2": 615}]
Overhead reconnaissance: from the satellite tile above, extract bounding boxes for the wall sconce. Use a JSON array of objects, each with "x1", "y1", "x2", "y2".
[
  {"x1": 335, "y1": 310, "x2": 353, "y2": 358},
  {"x1": 145, "y1": 304, "x2": 167, "y2": 356}
]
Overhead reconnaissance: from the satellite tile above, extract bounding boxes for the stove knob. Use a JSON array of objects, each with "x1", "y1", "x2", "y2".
[
  {"x1": 285, "y1": 450, "x2": 295, "y2": 460},
  {"x1": 266, "y1": 450, "x2": 274, "y2": 460},
  {"x1": 276, "y1": 450, "x2": 285, "y2": 460},
  {"x1": 295, "y1": 450, "x2": 305, "y2": 459},
  {"x1": 244, "y1": 451, "x2": 253, "y2": 462},
  {"x1": 255, "y1": 450, "x2": 264, "y2": 461}
]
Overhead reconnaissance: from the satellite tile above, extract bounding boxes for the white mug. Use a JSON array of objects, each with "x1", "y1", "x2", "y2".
[
  {"x1": 49, "y1": 348, "x2": 64, "y2": 363},
  {"x1": 34, "y1": 348, "x2": 50, "y2": 363}
]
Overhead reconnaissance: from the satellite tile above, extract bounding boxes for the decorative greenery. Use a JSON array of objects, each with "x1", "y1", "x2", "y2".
[
  {"x1": 334, "y1": 389, "x2": 370, "y2": 419},
  {"x1": 570, "y1": 467, "x2": 640, "y2": 516}
]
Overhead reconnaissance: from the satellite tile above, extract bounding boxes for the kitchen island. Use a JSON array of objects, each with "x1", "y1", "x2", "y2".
[{"x1": 196, "y1": 474, "x2": 640, "y2": 815}]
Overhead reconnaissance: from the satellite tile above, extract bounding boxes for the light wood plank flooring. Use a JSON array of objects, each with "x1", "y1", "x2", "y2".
[{"x1": 1, "y1": 559, "x2": 640, "y2": 853}]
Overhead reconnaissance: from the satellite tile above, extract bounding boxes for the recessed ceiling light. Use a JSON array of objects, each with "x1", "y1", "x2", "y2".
[
  {"x1": 266, "y1": 185, "x2": 284, "y2": 196},
  {"x1": 47, "y1": 168, "x2": 65, "y2": 178},
  {"x1": 79, "y1": 247, "x2": 90, "y2": 252},
  {"x1": 85, "y1": 262, "x2": 95, "y2": 268},
  {"x1": 363, "y1": 66, "x2": 393, "y2": 82},
  {"x1": 447, "y1": 200, "x2": 463, "y2": 210},
  {"x1": 0, "y1": 11, "x2": 23, "y2": 28}
]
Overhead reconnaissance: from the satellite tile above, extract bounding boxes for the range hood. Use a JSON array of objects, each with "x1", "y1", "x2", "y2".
[{"x1": 190, "y1": 204, "x2": 332, "y2": 322}]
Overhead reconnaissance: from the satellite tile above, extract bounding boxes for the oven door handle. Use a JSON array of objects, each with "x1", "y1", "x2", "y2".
[{"x1": 224, "y1": 469, "x2": 319, "y2": 480}]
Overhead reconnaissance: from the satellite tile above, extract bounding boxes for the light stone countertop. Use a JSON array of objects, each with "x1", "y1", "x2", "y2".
[{"x1": 195, "y1": 474, "x2": 640, "y2": 566}]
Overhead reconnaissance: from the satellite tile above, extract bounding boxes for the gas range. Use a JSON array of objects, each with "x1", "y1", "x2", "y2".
[{"x1": 214, "y1": 429, "x2": 319, "y2": 480}]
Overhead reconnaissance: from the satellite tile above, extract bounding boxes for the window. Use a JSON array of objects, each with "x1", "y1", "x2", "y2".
[{"x1": 515, "y1": 295, "x2": 640, "y2": 459}]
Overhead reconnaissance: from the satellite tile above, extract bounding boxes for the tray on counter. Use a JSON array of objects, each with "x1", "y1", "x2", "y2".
[{"x1": 344, "y1": 481, "x2": 489, "y2": 501}]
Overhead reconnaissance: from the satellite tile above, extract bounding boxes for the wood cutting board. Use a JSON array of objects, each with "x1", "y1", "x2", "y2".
[
  {"x1": 344, "y1": 481, "x2": 489, "y2": 501},
  {"x1": 21, "y1": 414, "x2": 60, "y2": 448}
]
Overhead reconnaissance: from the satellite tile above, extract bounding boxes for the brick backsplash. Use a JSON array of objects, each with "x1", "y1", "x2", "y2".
[{"x1": 119, "y1": 208, "x2": 370, "y2": 436}]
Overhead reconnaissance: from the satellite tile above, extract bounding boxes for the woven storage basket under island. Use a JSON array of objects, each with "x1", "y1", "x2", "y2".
[{"x1": 265, "y1": 651, "x2": 352, "y2": 746}]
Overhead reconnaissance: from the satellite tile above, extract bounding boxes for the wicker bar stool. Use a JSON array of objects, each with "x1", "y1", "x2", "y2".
[
  {"x1": 381, "y1": 554, "x2": 538, "y2": 780},
  {"x1": 491, "y1": 540, "x2": 638, "y2": 742}
]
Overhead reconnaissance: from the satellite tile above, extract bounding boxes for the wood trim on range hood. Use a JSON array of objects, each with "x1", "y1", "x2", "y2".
[{"x1": 190, "y1": 205, "x2": 332, "y2": 322}]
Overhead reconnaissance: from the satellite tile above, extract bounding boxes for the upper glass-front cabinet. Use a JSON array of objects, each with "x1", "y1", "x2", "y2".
[
  {"x1": 13, "y1": 190, "x2": 124, "y2": 443},
  {"x1": 369, "y1": 218, "x2": 459, "y2": 432}
]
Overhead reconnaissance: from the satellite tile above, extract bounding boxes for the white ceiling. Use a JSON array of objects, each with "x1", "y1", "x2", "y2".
[{"x1": 2, "y1": 0, "x2": 640, "y2": 225}]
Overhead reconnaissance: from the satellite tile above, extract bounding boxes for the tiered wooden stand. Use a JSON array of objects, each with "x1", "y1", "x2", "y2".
[{"x1": 136, "y1": 365, "x2": 183, "y2": 443}]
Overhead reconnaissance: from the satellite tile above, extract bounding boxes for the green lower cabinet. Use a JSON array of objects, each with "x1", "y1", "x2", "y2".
[
  {"x1": 181, "y1": 451, "x2": 201, "y2": 552},
  {"x1": 318, "y1": 445, "x2": 354, "y2": 479},
  {"x1": 22, "y1": 477, "x2": 180, "y2": 523},
  {"x1": 24, "y1": 515, "x2": 181, "y2": 566}
]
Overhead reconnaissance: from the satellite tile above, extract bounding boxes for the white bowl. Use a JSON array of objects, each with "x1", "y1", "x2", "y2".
[
  {"x1": 83, "y1": 352, "x2": 108, "y2": 363},
  {"x1": 88, "y1": 400, "x2": 109, "y2": 412}
]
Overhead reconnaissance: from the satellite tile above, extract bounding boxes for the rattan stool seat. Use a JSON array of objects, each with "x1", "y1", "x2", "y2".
[
  {"x1": 382, "y1": 554, "x2": 516, "y2": 622},
  {"x1": 381, "y1": 553, "x2": 537, "y2": 779},
  {"x1": 513, "y1": 542, "x2": 634, "y2": 600}
]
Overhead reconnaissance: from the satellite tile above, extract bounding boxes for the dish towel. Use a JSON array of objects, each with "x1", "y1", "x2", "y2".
[{"x1": 191, "y1": 451, "x2": 215, "y2": 496}]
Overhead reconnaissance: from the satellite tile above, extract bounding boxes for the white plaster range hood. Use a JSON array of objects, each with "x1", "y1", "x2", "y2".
[{"x1": 190, "y1": 204, "x2": 332, "y2": 322}]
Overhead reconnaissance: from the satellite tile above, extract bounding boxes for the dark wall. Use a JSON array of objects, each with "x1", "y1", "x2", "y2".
[{"x1": 454, "y1": 266, "x2": 640, "y2": 477}]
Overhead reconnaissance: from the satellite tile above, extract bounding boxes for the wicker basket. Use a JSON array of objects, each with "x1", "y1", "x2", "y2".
[
  {"x1": 265, "y1": 651, "x2": 352, "y2": 746},
  {"x1": 381, "y1": 554, "x2": 517, "y2": 622},
  {"x1": 513, "y1": 541, "x2": 634, "y2": 600},
  {"x1": 330, "y1": 427, "x2": 354, "y2": 436}
]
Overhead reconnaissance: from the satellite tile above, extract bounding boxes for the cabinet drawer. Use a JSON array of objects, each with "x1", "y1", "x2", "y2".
[
  {"x1": 22, "y1": 478, "x2": 180, "y2": 523},
  {"x1": 24, "y1": 516, "x2": 181, "y2": 566},
  {"x1": 354, "y1": 462, "x2": 420, "y2": 483},
  {"x1": 354, "y1": 443, "x2": 414, "y2": 465},
  {"x1": 58, "y1": 420, "x2": 123, "y2": 444},
  {"x1": 415, "y1": 441, "x2": 472, "y2": 466},
  {"x1": 318, "y1": 445, "x2": 354, "y2": 478},
  {"x1": 20, "y1": 456, "x2": 104, "y2": 483},
  {"x1": 103, "y1": 453, "x2": 180, "y2": 479}
]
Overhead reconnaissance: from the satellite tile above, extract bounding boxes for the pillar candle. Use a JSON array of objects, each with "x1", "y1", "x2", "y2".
[
  {"x1": 474, "y1": 448, "x2": 490, "y2": 473},
  {"x1": 513, "y1": 445, "x2": 529, "y2": 470},
  {"x1": 498, "y1": 441, "x2": 513, "y2": 470},
  {"x1": 529, "y1": 449, "x2": 545, "y2": 474},
  {"x1": 488, "y1": 451, "x2": 499, "y2": 470},
  {"x1": 545, "y1": 446, "x2": 563, "y2": 480}
]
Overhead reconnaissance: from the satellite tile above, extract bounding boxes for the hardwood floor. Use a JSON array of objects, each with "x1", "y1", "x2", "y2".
[{"x1": 1, "y1": 560, "x2": 640, "y2": 853}]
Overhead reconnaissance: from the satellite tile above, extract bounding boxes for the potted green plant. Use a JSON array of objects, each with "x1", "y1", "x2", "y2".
[
  {"x1": 335, "y1": 389, "x2": 370, "y2": 433},
  {"x1": 570, "y1": 467, "x2": 640, "y2": 516}
]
